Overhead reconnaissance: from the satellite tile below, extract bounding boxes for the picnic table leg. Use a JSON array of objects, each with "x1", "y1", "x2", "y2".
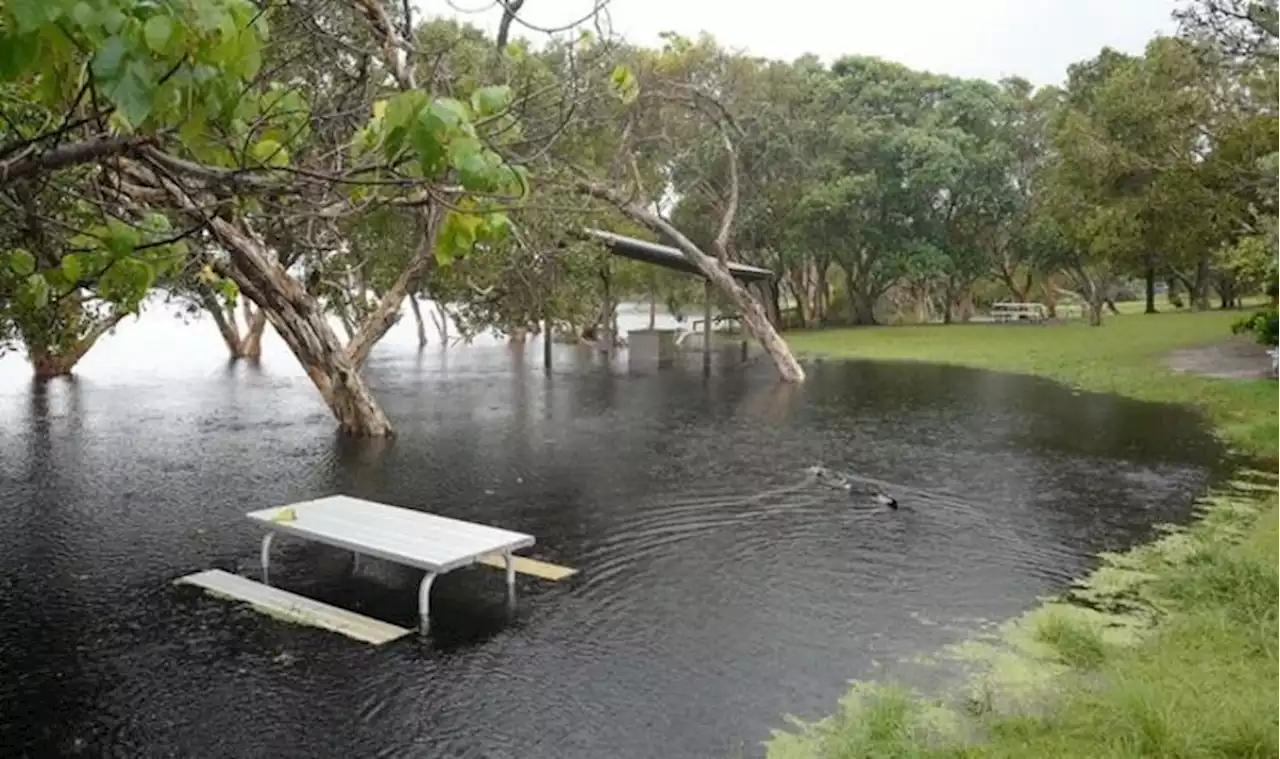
[
  {"x1": 418, "y1": 572, "x2": 437, "y2": 633},
  {"x1": 260, "y1": 532, "x2": 275, "y2": 585},
  {"x1": 503, "y1": 550, "x2": 517, "y2": 605}
]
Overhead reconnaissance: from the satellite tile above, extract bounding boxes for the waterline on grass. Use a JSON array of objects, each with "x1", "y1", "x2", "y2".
[{"x1": 766, "y1": 469, "x2": 1279, "y2": 758}]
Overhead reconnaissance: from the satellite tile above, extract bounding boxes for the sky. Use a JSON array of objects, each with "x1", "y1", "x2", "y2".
[{"x1": 430, "y1": 0, "x2": 1181, "y2": 86}]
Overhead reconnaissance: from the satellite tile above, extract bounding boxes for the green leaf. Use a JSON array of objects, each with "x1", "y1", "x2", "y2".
[
  {"x1": 428, "y1": 98, "x2": 471, "y2": 131},
  {"x1": 470, "y1": 85, "x2": 512, "y2": 118},
  {"x1": 143, "y1": 15, "x2": 173, "y2": 53},
  {"x1": 100, "y1": 6, "x2": 127, "y2": 33},
  {"x1": 453, "y1": 151, "x2": 493, "y2": 191},
  {"x1": 70, "y1": 2, "x2": 95, "y2": 27},
  {"x1": 437, "y1": 211, "x2": 483, "y2": 264},
  {"x1": 91, "y1": 35, "x2": 128, "y2": 79},
  {"x1": 8, "y1": 0, "x2": 48, "y2": 32},
  {"x1": 0, "y1": 33, "x2": 40, "y2": 79},
  {"x1": 24, "y1": 273, "x2": 50, "y2": 308},
  {"x1": 107, "y1": 62, "x2": 157, "y2": 128},
  {"x1": 7, "y1": 248, "x2": 36, "y2": 276},
  {"x1": 250, "y1": 138, "x2": 289, "y2": 166},
  {"x1": 60, "y1": 253, "x2": 83, "y2": 283},
  {"x1": 103, "y1": 219, "x2": 141, "y2": 257},
  {"x1": 408, "y1": 110, "x2": 448, "y2": 175},
  {"x1": 609, "y1": 65, "x2": 639, "y2": 104}
]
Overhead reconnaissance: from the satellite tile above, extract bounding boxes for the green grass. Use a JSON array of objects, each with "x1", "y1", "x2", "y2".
[
  {"x1": 787, "y1": 310, "x2": 1277, "y2": 458},
  {"x1": 769, "y1": 310, "x2": 1279, "y2": 759}
]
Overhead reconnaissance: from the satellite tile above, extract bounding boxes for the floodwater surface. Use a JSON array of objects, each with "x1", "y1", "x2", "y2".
[{"x1": 0, "y1": 311, "x2": 1227, "y2": 758}]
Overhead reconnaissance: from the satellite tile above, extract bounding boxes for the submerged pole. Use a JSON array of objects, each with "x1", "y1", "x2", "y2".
[
  {"x1": 543, "y1": 313, "x2": 552, "y2": 371},
  {"x1": 703, "y1": 277, "x2": 712, "y2": 377}
]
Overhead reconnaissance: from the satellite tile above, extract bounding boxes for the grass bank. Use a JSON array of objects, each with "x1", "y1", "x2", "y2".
[
  {"x1": 771, "y1": 310, "x2": 1278, "y2": 759},
  {"x1": 787, "y1": 310, "x2": 1276, "y2": 458}
]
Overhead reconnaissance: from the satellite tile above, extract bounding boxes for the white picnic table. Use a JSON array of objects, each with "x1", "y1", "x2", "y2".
[
  {"x1": 248, "y1": 495, "x2": 535, "y2": 632},
  {"x1": 990, "y1": 301, "x2": 1048, "y2": 323}
]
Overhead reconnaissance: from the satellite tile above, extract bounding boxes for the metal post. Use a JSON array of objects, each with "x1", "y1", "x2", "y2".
[
  {"x1": 260, "y1": 532, "x2": 275, "y2": 585},
  {"x1": 703, "y1": 278, "x2": 713, "y2": 376},
  {"x1": 418, "y1": 572, "x2": 437, "y2": 633},
  {"x1": 543, "y1": 313, "x2": 552, "y2": 371},
  {"x1": 503, "y1": 550, "x2": 517, "y2": 605}
]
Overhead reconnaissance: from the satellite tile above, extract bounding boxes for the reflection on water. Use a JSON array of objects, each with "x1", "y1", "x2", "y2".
[{"x1": 0, "y1": 308, "x2": 1227, "y2": 758}]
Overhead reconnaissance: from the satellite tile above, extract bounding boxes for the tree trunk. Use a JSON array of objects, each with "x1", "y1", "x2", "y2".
[
  {"x1": 28, "y1": 312, "x2": 127, "y2": 379},
  {"x1": 1086, "y1": 300, "x2": 1103, "y2": 326},
  {"x1": 942, "y1": 282, "x2": 954, "y2": 325},
  {"x1": 815, "y1": 261, "x2": 830, "y2": 325},
  {"x1": 1105, "y1": 297, "x2": 1121, "y2": 315},
  {"x1": 431, "y1": 301, "x2": 450, "y2": 342},
  {"x1": 843, "y1": 269, "x2": 877, "y2": 326},
  {"x1": 1043, "y1": 282, "x2": 1059, "y2": 318},
  {"x1": 1191, "y1": 256, "x2": 1211, "y2": 310},
  {"x1": 201, "y1": 217, "x2": 393, "y2": 436},
  {"x1": 1144, "y1": 263, "x2": 1157, "y2": 314},
  {"x1": 201, "y1": 289, "x2": 269, "y2": 360},
  {"x1": 408, "y1": 294, "x2": 428, "y2": 349},
  {"x1": 240, "y1": 302, "x2": 267, "y2": 359},
  {"x1": 580, "y1": 181, "x2": 804, "y2": 382}
]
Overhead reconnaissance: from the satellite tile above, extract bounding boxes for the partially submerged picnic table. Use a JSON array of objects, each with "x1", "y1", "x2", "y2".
[
  {"x1": 251, "y1": 495, "x2": 534, "y2": 631},
  {"x1": 177, "y1": 495, "x2": 575, "y2": 644}
]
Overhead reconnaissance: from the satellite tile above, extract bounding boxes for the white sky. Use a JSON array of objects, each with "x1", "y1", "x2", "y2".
[{"x1": 430, "y1": 0, "x2": 1181, "y2": 86}]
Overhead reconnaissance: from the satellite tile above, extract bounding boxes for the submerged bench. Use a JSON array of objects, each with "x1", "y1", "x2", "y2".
[{"x1": 177, "y1": 569, "x2": 413, "y2": 645}]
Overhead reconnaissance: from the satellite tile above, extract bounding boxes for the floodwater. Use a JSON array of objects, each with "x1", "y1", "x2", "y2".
[{"x1": 0, "y1": 307, "x2": 1228, "y2": 758}]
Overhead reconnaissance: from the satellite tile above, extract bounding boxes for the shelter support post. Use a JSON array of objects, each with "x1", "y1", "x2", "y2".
[
  {"x1": 543, "y1": 313, "x2": 552, "y2": 371},
  {"x1": 703, "y1": 278, "x2": 712, "y2": 377}
]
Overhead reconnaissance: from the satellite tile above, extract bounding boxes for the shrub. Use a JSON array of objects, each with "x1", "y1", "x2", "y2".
[{"x1": 1230, "y1": 308, "x2": 1279, "y2": 346}]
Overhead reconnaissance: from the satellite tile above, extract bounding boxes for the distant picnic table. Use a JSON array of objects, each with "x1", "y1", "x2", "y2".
[{"x1": 990, "y1": 302, "x2": 1048, "y2": 324}]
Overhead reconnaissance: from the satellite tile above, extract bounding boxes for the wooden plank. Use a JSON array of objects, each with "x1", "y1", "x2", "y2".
[
  {"x1": 476, "y1": 554, "x2": 578, "y2": 581},
  {"x1": 174, "y1": 569, "x2": 412, "y2": 645},
  {"x1": 247, "y1": 495, "x2": 535, "y2": 573}
]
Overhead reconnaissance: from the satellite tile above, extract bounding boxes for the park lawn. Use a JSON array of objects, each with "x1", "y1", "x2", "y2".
[
  {"x1": 771, "y1": 309, "x2": 1279, "y2": 759},
  {"x1": 786, "y1": 309, "x2": 1277, "y2": 459}
]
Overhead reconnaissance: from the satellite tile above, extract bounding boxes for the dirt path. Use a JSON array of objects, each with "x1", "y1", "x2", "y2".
[{"x1": 1166, "y1": 337, "x2": 1277, "y2": 380}]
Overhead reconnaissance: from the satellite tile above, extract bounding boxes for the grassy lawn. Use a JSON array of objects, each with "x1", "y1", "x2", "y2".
[
  {"x1": 771, "y1": 309, "x2": 1278, "y2": 759},
  {"x1": 787, "y1": 309, "x2": 1277, "y2": 459}
]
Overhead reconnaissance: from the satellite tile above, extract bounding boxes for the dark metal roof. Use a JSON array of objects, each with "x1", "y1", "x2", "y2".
[{"x1": 581, "y1": 228, "x2": 775, "y2": 283}]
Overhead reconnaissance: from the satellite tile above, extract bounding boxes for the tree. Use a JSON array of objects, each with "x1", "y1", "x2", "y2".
[{"x1": 568, "y1": 34, "x2": 805, "y2": 381}]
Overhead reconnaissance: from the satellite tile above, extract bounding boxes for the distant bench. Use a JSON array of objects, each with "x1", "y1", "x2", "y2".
[{"x1": 990, "y1": 302, "x2": 1048, "y2": 324}]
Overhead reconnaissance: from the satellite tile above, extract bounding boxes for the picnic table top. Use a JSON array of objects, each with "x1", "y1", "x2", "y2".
[{"x1": 247, "y1": 495, "x2": 535, "y2": 573}]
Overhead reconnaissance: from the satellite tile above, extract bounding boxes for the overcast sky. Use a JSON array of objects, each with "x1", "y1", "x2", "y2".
[{"x1": 431, "y1": 0, "x2": 1181, "y2": 86}]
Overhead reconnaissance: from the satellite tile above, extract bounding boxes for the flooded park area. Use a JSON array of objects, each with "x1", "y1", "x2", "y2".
[{"x1": 0, "y1": 308, "x2": 1232, "y2": 758}]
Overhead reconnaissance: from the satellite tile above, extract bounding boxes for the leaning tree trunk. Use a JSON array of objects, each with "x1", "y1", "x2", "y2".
[
  {"x1": 206, "y1": 219, "x2": 392, "y2": 436},
  {"x1": 26, "y1": 310, "x2": 127, "y2": 379},
  {"x1": 580, "y1": 182, "x2": 804, "y2": 383},
  {"x1": 239, "y1": 303, "x2": 267, "y2": 359},
  {"x1": 200, "y1": 289, "x2": 267, "y2": 360},
  {"x1": 408, "y1": 294, "x2": 428, "y2": 349}
]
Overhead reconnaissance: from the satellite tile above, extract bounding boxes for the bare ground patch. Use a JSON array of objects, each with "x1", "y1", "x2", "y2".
[{"x1": 1165, "y1": 338, "x2": 1276, "y2": 380}]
